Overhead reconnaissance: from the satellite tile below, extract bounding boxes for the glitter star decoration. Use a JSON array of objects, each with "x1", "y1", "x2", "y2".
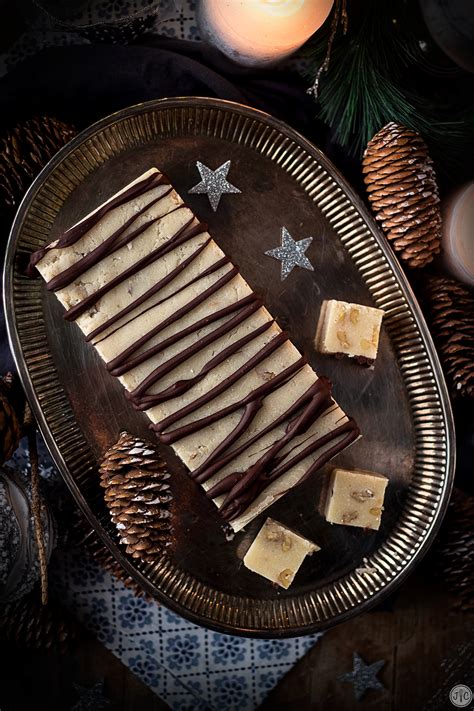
[
  {"x1": 265, "y1": 227, "x2": 314, "y2": 280},
  {"x1": 72, "y1": 681, "x2": 110, "y2": 711},
  {"x1": 339, "y1": 652, "x2": 386, "y2": 701},
  {"x1": 189, "y1": 160, "x2": 241, "y2": 211}
]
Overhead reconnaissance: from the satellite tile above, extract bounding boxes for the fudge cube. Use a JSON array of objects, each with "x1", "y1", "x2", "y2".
[
  {"x1": 243, "y1": 517, "x2": 320, "y2": 589},
  {"x1": 325, "y1": 467, "x2": 388, "y2": 530},
  {"x1": 315, "y1": 299, "x2": 384, "y2": 362}
]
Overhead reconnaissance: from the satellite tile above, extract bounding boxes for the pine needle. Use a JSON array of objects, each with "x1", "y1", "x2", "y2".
[{"x1": 305, "y1": 0, "x2": 474, "y2": 179}]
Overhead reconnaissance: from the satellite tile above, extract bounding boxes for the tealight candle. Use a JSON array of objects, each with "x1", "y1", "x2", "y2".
[
  {"x1": 198, "y1": 0, "x2": 334, "y2": 67},
  {"x1": 442, "y1": 181, "x2": 474, "y2": 287}
]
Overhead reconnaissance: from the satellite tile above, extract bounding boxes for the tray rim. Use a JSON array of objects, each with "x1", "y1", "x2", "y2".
[{"x1": 3, "y1": 96, "x2": 456, "y2": 637}]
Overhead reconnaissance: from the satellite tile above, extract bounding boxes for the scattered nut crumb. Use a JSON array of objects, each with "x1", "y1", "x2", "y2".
[
  {"x1": 356, "y1": 557, "x2": 377, "y2": 575},
  {"x1": 369, "y1": 507, "x2": 382, "y2": 516},
  {"x1": 356, "y1": 565, "x2": 378, "y2": 575},
  {"x1": 360, "y1": 338, "x2": 372, "y2": 350},
  {"x1": 281, "y1": 536, "x2": 292, "y2": 553}
]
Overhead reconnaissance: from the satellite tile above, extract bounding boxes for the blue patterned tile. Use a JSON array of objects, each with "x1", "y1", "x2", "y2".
[
  {"x1": 163, "y1": 606, "x2": 188, "y2": 627},
  {"x1": 212, "y1": 674, "x2": 250, "y2": 711},
  {"x1": 210, "y1": 633, "x2": 247, "y2": 665},
  {"x1": 165, "y1": 633, "x2": 201, "y2": 670},
  {"x1": 255, "y1": 638, "x2": 291, "y2": 661},
  {"x1": 257, "y1": 669, "x2": 279, "y2": 692},
  {"x1": 118, "y1": 594, "x2": 153, "y2": 629},
  {"x1": 33, "y1": 423, "x2": 321, "y2": 711},
  {"x1": 128, "y1": 653, "x2": 162, "y2": 688},
  {"x1": 68, "y1": 549, "x2": 107, "y2": 588},
  {"x1": 87, "y1": 597, "x2": 116, "y2": 645}
]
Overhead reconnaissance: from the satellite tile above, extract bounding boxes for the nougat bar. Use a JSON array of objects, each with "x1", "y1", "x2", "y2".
[{"x1": 30, "y1": 168, "x2": 360, "y2": 532}]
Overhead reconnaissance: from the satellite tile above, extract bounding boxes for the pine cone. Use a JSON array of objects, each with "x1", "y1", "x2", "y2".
[
  {"x1": 0, "y1": 373, "x2": 22, "y2": 463},
  {"x1": 419, "y1": 275, "x2": 474, "y2": 399},
  {"x1": 0, "y1": 588, "x2": 75, "y2": 652},
  {"x1": 363, "y1": 122, "x2": 442, "y2": 269},
  {"x1": 431, "y1": 488, "x2": 474, "y2": 613},
  {"x1": 70, "y1": 509, "x2": 149, "y2": 598},
  {"x1": 99, "y1": 432, "x2": 173, "y2": 562},
  {"x1": 0, "y1": 116, "x2": 76, "y2": 220}
]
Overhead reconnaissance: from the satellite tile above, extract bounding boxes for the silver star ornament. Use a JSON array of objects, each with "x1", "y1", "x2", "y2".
[
  {"x1": 339, "y1": 652, "x2": 385, "y2": 701},
  {"x1": 265, "y1": 227, "x2": 314, "y2": 280},
  {"x1": 72, "y1": 681, "x2": 110, "y2": 711},
  {"x1": 189, "y1": 160, "x2": 241, "y2": 211}
]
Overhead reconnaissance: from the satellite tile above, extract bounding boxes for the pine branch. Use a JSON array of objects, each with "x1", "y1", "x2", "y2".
[{"x1": 305, "y1": 0, "x2": 474, "y2": 179}]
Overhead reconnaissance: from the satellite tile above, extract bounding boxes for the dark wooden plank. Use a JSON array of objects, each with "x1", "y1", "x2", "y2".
[
  {"x1": 0, "y1": 569, "x2": 471, "y2": 710},
  {"x1": 262, "y1": 568, "x2": 472, "y2": 711},
  {"x1": 0, "y1": 626, "x2": 170, "y2": 711}
]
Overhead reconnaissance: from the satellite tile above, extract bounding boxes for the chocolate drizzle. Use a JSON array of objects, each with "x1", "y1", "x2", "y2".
[
  {"x1": 27, "y1": 171, "x2": 169, "y2": 276},
  {"x1": 151, "y1": 331, "x2": 291, "y2": 439},
  {"x1": 128, "y1": 299, "x2": 265, "y2": 407},
  {"x1": 107, "y1": 262, "x2": 238, "y2": 375},
  {"x1": 30, "y1": 168, "x2": 360, "y2": 524},
  {"x1": 194, "y1": 377, "x2": 332, "y2": 486},
  {"x1": 46, "y1": 187, "x2": 175, "y2": 292},
  {"x1": 86, "y1": 236, "x2": 212, "y2": 343},
  {"x1": 64, "y1": 217, "x2": 206, "y2": 322},
  {"x1": 154, "y1": 356, "x2": 306, "y2": 446},
  {"x1": 204, "y1": 376, "x2": 336, "y2": 517},
  {"x1": 218, "y1": 418, "x2": 360, "y2": 521}
]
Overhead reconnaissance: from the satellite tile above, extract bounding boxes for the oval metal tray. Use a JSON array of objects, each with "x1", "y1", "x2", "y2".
[{"x1": 4, "y1": 97, "x2": 455, "y2": 637}]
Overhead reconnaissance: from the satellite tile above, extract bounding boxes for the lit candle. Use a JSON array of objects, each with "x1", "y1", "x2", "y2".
[
  {"x1": 442, "y1": 181, "x2": 474, "y2": 287},
  {"x1": 198, "y1": 0, "x2": 334, "y2": 67}
]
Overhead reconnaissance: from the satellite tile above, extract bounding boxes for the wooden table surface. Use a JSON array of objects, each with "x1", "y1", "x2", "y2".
[
  {"x1": 0, "y1": 17, "x2": 471, "y2": 710},
  {"x1": 1, "y1": 561, "x2": 472, "y2": 711}
]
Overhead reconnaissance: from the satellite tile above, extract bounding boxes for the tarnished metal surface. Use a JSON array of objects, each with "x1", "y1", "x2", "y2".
[{"x1": 4, "y1": 98, "x2": 455, "y2": 636}]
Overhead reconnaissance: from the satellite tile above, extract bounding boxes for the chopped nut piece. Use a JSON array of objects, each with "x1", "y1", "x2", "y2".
[
  {"x1": 337, "y1": 306, "x2": 346, "y2": 323},
  {"x1": 342, "y1": 511, "x2": 359, "y2": 523},
  {"x1": 360, "y1": 338, "x2": 372, "y2": 351},
  {"x1": 337, "y1": 330, "x2": 351, "y2": 348},
  {"x1": 372, "y1": 325, "x2": 379, "y2": 347},
  {"x1": 350, "y1": 308, "x2": 360, "y2": 324},
  {"x1": 243, "y1": 517, "x2": 320, "y2": 589},
  {"x1": 278, "y1": 569, "x2": 293, "y2": 585},
  {"x1": 350, "y1": 488, "x2": 374, "y2": 502},
  {"x1": 325, "y1": 468, "x2": 389, "y2": 531},
  {"x1": 265, "y1": 528, "x2": 281, "y2": 542}
]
